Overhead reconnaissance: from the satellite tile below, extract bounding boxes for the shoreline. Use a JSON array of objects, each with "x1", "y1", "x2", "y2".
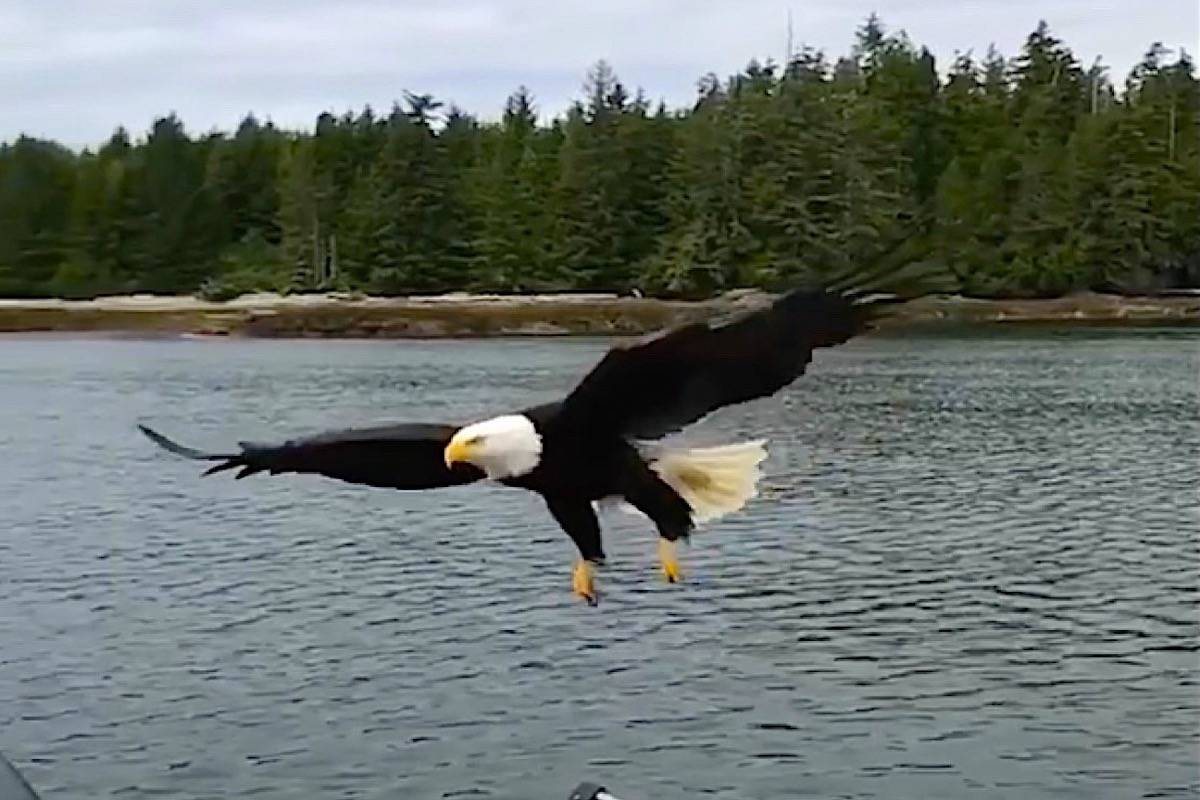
[{"x1": 1, "y1": 290, "x2": 1197, "y2": 338}]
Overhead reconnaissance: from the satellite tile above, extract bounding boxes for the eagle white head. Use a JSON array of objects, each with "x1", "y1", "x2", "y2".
[{"x1": 443, "y1": 414, "x2": 542, "y2": 480}]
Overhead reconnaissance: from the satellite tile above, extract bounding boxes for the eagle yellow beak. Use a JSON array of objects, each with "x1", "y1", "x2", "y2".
[{"x1": 444, "y1": 436, "x2": 473, "y2": 468}]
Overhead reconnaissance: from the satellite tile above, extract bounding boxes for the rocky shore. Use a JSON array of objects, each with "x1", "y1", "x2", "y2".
[{"x1": 0, "y1": 290, "x2": 1197, "y2": 338}]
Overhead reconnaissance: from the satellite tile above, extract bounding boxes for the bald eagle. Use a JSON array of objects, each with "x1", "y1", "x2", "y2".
[{"x1": 140, "y1": 280, "x2": 928, "y2": 605}]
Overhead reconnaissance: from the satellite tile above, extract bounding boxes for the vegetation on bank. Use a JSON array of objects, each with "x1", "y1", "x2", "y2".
[
  {"x1": 1, "y1": 291, "x2": 1196, "y2": 338},
  {"x1": 0, "y1": 17, "x2": 1197, "y2": 302}
]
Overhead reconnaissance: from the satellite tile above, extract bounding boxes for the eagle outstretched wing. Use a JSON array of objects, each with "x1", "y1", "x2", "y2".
[
  {"x1": 138, "y1": 422, "x2": 484, "y2": 490},
  {"x1": 554, "y1": 287, "x2": 895, "y2": 441}
]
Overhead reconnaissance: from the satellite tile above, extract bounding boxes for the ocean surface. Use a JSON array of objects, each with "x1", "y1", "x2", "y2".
[{"x1": 1, "y1": 328, "x2": 1197, "y2": 800}]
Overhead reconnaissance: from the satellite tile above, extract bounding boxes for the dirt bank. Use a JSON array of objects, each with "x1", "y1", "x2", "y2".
[{"x1": 0, "y1": 290, "x2": 1196, "y2": 338}]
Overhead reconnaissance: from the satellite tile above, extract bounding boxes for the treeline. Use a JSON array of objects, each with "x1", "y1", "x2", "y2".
[{"x1": 1, "y1": 18, "x2": 1197, "y2": 300}]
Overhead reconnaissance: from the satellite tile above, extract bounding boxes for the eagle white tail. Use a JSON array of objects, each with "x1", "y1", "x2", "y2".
[{"x1": 648, "y1": 439, "x2": 768, "y2": 524}]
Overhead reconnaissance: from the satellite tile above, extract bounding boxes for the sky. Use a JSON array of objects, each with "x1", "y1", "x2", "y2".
[{"x1": 1, "y1": 0, "x2": 1196, "y2": 148}]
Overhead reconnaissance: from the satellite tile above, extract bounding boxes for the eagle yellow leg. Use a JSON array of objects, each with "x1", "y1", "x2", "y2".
[
  {"x1": 572, "y1": 560, "x2": 598, "y2": 606},
  {"x1": 659, "y1": 538, "x2": 683, "y2": 583}
]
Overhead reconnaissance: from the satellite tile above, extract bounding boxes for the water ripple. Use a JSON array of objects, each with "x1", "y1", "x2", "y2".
[{"x1": 0, "y1": 329, "x2": 1197, "y2": 799}]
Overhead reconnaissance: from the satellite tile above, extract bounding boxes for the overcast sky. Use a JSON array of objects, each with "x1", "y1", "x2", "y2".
[{"x1": 2, "y1": 0, "x2": 1196, "y2": 147}]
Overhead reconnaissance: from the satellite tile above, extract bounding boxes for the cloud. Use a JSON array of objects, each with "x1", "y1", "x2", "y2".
[{"x1": 1, "y1": 0, "x2": 1195, "y2": 147}]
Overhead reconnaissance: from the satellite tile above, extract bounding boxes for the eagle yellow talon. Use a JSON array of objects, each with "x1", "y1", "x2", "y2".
[
  {"x1": 659, "y1": 539, "x2": 683, "y2": 583},
  {"x1": 572, "y1": 560, "x2": 598, "y2": 606}
]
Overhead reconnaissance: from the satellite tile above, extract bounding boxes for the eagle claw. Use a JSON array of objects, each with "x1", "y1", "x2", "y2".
[
  {"x1": 573, "y1": 561, "x2": 599, "y2": 606},
  {"x1": 659, "y1": 539, "x2": 683, "y2": 584}
]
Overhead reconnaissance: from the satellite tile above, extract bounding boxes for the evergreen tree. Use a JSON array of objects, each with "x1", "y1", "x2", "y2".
[
  {"x1": 118, "y1": 115, "x2": 225, "y2": 292},
  {"x1": 58, "y1": 134, "x2": 133, "y2": 296},
  {"x1": 470, "y1": 87, "x2": 561, "y2": 290},
  {"x1": 0, "y1": 18, "x2": 1196, "y2": 299},
  {"x1": 277, "y1": 137, "x2": 326, "y2": 290},
  {"x1": 205, "y1": 114, "x2": 284, "y2": 247},
  {"x1": 0, "y1": 137, "x2": 76, "y2": 295},
  {"x1": 339, "y1": 96, "x2": 464, "y2": 293}
]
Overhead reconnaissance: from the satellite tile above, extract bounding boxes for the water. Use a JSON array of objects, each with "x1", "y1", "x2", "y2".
[{"x1": 1, "y1": 328, "x2": 1197, "y2": 800}]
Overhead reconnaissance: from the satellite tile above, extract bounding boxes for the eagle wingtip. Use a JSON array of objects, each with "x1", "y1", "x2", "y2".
[
  {"x1": 137, "y1": 422, "x2": 233, "y2": 463},
  {"x1": 137, "y1": 422, "x2": 171, "y2": 448}
]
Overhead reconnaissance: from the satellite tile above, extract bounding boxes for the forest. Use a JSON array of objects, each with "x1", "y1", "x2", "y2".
[{"x1": 0, "y1": 17, "x2": 1196, "y2": 301}]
